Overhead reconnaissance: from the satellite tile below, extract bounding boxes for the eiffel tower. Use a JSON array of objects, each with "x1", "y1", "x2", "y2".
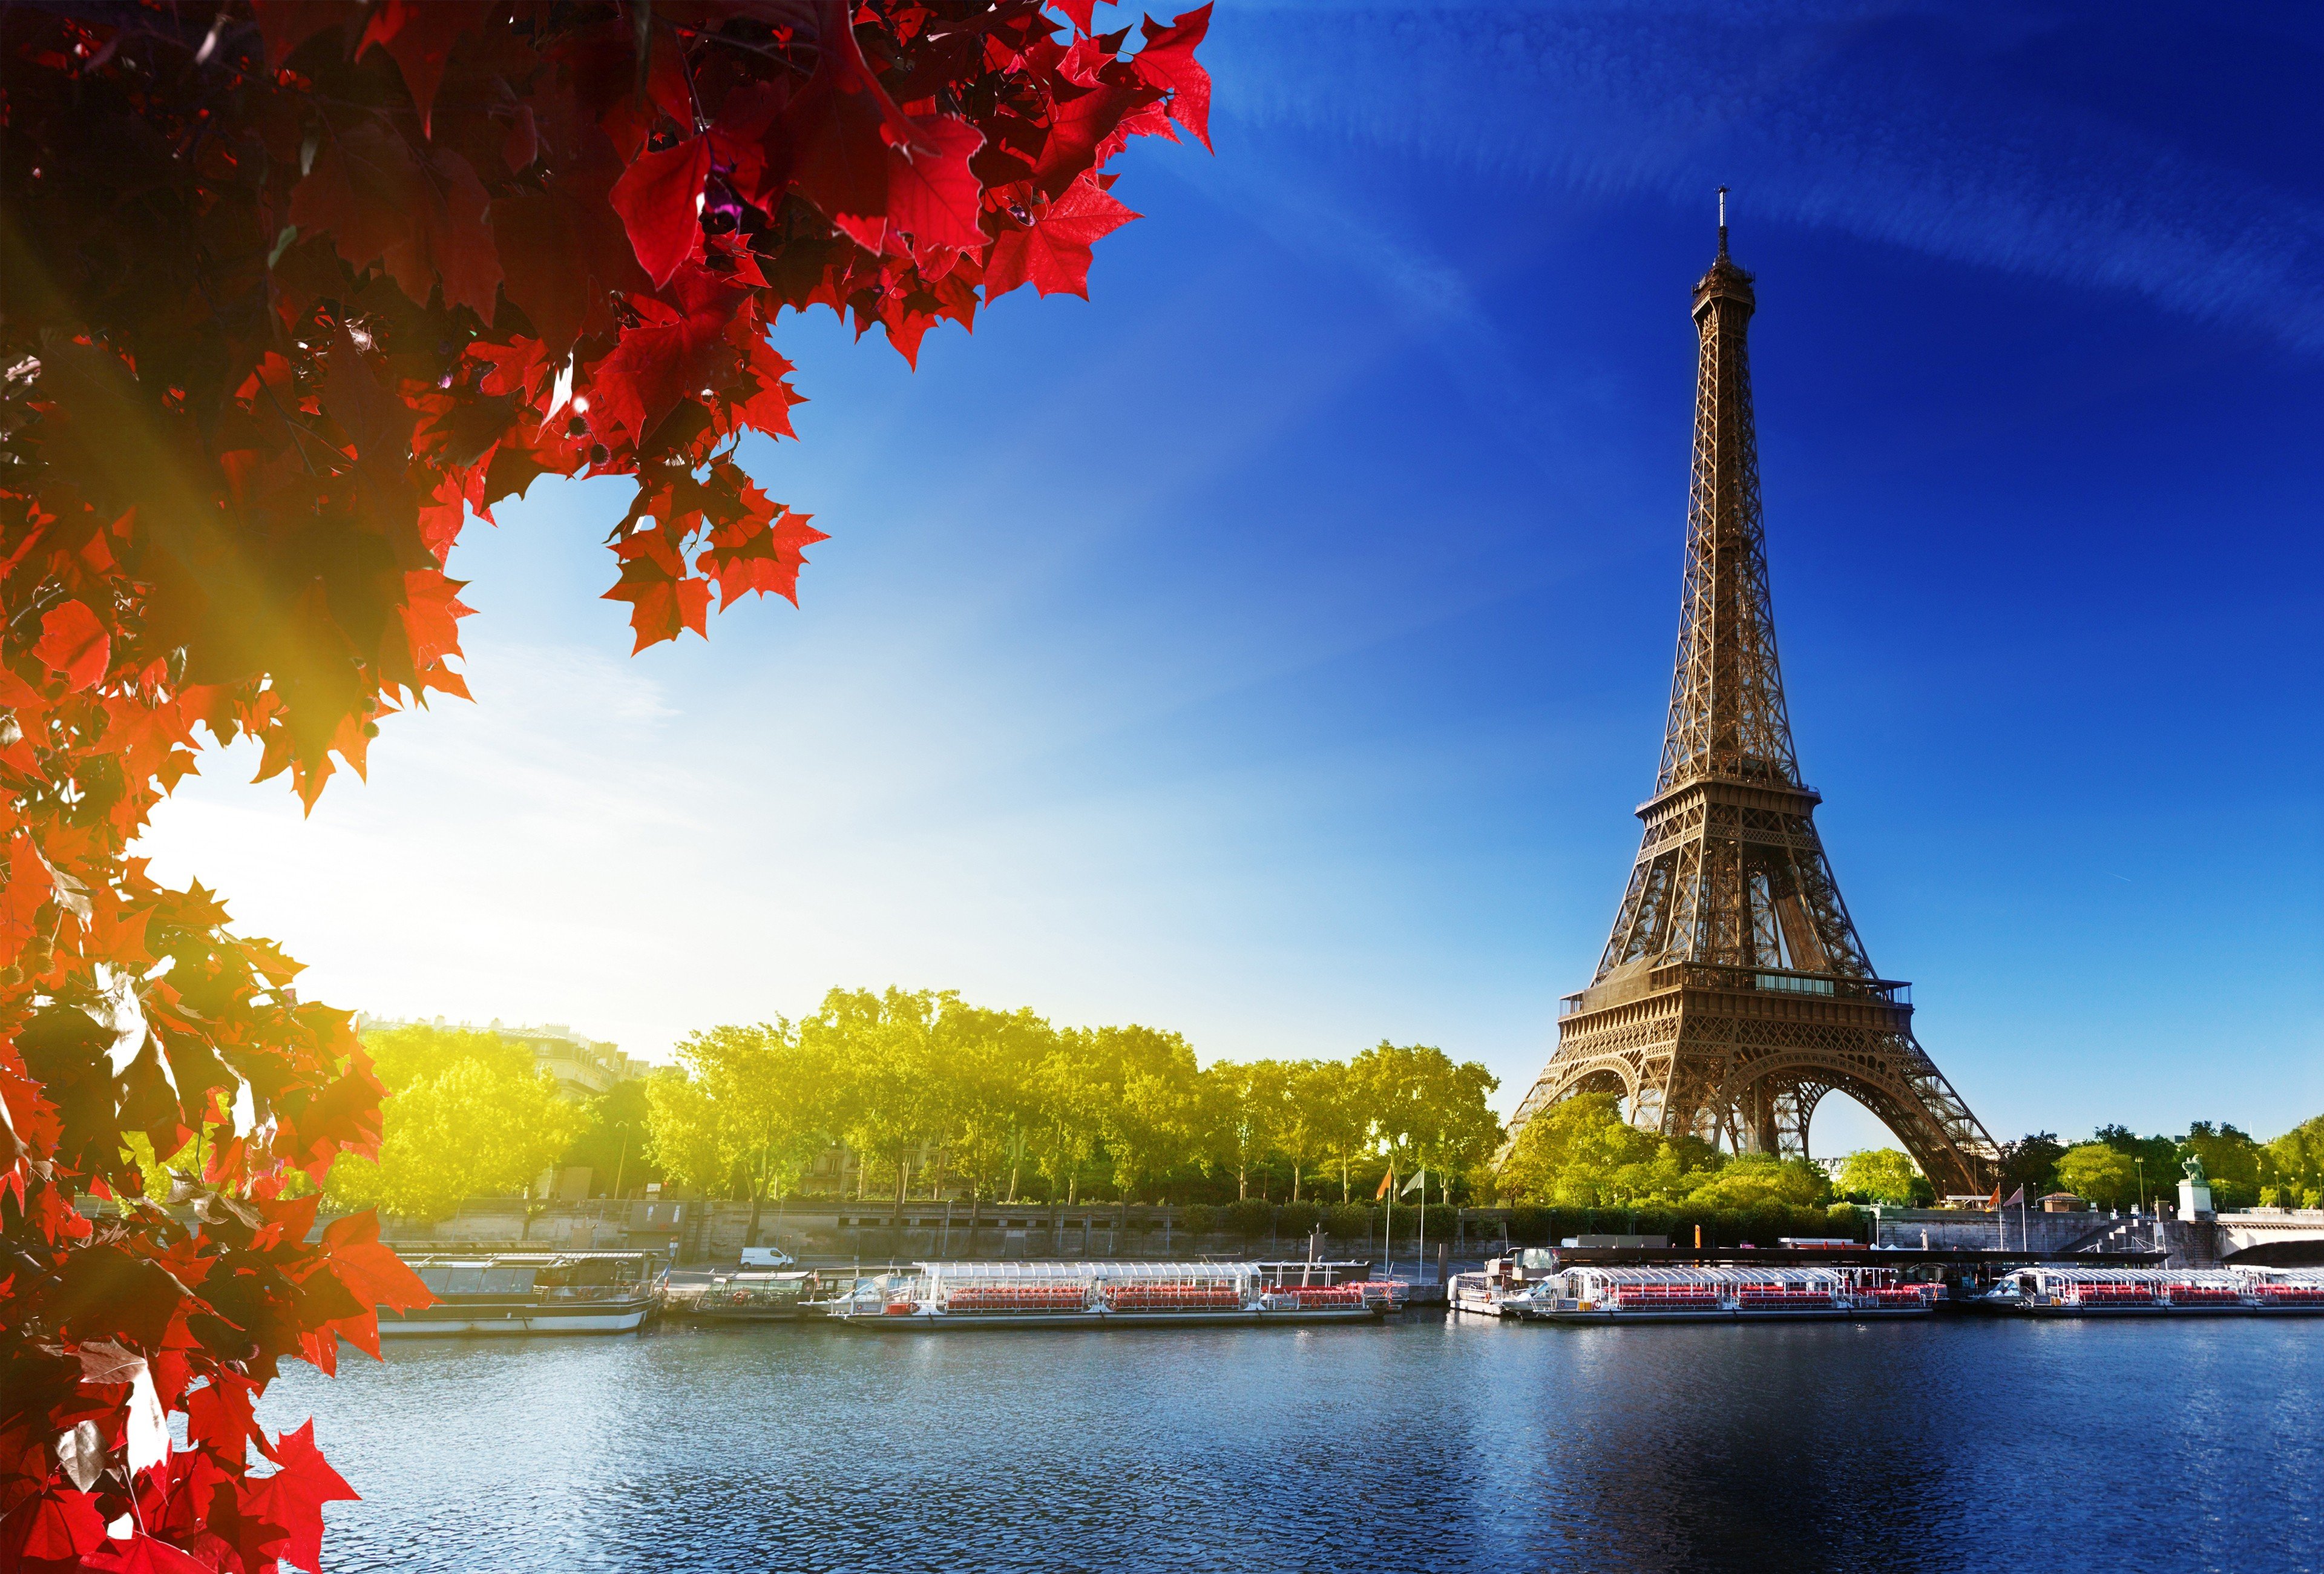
[{"x1": 1506, "y1": 200, "x2": 2000, "y2": 1196}]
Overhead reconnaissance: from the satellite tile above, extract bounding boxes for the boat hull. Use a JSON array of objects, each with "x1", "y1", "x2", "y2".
[
  {"x1": 834, "y1": 1305, "x2": 1388, "y2": 1329},
  {"x1": 2012, "y1": 1302, "x2": 2324, "y2": 1317},
  {"x1": 1524, "y1": 1303, "x2": 1934, "y2": 1324},
  {"x1": 379, "y1": 1299, "x2": 652, "y2": 1335}
]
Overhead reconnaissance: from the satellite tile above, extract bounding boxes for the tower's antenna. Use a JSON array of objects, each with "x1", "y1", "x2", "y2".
[{"x1": 1718, "y1": 186, "x2": 1729, "y2": 257}]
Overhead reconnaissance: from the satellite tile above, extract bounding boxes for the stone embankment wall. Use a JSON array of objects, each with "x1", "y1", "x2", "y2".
[{"x1": 1873, "y1": 1207, "x2": 2234, "y2": 1268}]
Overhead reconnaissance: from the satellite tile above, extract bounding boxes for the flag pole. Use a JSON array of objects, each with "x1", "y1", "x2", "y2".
[{"x1": 1418, "y1": 1167, "x2": 1427, "y2": 1286}]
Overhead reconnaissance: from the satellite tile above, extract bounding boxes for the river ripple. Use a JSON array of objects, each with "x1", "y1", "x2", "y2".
[{"x1": 258, "y1": 1314, "x2": 2323, "y2": 1572}]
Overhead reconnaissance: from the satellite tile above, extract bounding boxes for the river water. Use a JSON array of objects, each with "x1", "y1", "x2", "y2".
[{"x1": 259, "y1": 1312, "x2": 2322, "y2": 1572}]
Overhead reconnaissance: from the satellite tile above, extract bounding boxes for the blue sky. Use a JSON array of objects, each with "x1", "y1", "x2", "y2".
[{"x1": 145, "y1": 1, "x2": 2324, "y2": 1155}]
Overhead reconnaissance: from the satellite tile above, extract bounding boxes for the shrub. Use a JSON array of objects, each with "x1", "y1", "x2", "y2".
[
  {"x1": 1277, "y1": 1202, "x2": 1321, "y2": 1239},
  {"x1": 1178, "y1": 1204, "x2": 1219, "y2": 1237},
  {"x1": 1324, "y1": 1203, "x2": 1374, "y2": 1240},
  {"x1": 1223, "y1": 1198, "x2": 1275, "y2": 1239},
  {"x1": 1508, "y1": 1206, "x2": 1556, "y2": 1245}
]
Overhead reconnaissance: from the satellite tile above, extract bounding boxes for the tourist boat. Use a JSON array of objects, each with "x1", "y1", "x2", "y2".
[
  {"x1": 1521, "y1": 1265, "x2": 1939, "y2": 1323},
  {"x1": 384, "y1": 1250, "x2": 664, "y2": 1335},
  {"x1": 1984, "y1": 1266, "x2": 2324, "y2": 1316},
  {"x1": 1451, "y1": 1248, "x2": 1560, "y2": 1317},
  {"x1": 660, "y1": 1269, "x2": 829, "y2": 1323},
  {"x1": 828, "y1": 1261, "x2": 1402, "y2": 1329}
]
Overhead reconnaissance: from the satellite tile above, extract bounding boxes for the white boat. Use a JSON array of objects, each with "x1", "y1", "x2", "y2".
[
  {"x1": 1521, "y1": 1264, "x2": 1939, "y2": 1323},
  {"x1": 829, "y1": 1261, "x2": 1401, "y2": 1329},
  {"x1": 1451, "y1": 1248, "x2": 1560, "y2": 1317},
  {"x1": 381, "y1": 1250, "x2": 663, "y2": 1335},
  {"x1": 1986, "y1": 1266, "x2": 2324, "y2": 1316}
]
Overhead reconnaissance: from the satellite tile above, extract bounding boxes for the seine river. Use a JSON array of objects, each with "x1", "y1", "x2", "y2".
[{"x1": 260, "y1": 1314, "x2": 2322, "y2": 1572}]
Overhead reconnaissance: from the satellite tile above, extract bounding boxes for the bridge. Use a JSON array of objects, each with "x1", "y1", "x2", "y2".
[{"x1": 1874, "y1": 1207, "x2": 2324, "y2": 1269}]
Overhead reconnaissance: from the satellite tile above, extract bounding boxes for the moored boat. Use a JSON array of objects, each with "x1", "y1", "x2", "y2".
[
  {"x1": 1451, "y1": 1248, "x2": 1560, "y2": 1317},
  {"x1": 660, "y1": 1269, "x2": 828, "y2": 1323},
  {"x1": 1521, "y1": 1264, "x2": 1939, "y2": 1323},
  {"x1": 1986, "y1": 1266, "x2": 2324, "y2": 1316},
  {"x1": 384, "y1": 1250, "x2": 663, "y2": 1335},
  {"x1": 829, "y1": 1261, "x2": 1402, "y2": 1329}
]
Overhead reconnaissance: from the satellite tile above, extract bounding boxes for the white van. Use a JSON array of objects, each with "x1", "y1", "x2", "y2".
[{"x1": 739, "y1": 1246, "x2": 795, "y2": 1269}]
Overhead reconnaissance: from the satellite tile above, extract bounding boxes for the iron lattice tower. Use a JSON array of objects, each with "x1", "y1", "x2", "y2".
[{"x1": 1506, "y1": 214, "x2": 2000, "y2": 1195}]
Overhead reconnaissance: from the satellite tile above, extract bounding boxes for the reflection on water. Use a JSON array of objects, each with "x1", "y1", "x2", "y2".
[{"x1": 261, "y1": 1316, "x2": 2324, "y2": 1572}]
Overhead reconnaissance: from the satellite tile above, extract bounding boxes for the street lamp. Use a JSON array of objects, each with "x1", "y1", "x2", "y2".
[{"x1": 2136, "y1": 1157, "x2": 2145, "y2": 1216}]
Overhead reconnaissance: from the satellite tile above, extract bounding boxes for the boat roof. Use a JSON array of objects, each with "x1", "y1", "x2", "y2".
[
  {"x1": 1567, "y1": 1265, "x2": 1853, "y2": 1285},
  {"x1": 908, "y1": 1260, "x2": 1264, "y2": 1280},
  {"x1": 393, "y1": 1249, "x2": 661, "y2": 1266}
]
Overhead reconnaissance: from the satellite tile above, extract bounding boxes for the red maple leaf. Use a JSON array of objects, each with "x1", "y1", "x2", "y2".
[
  {"x1": 241, "y1": 1420, "x2": 359, "y2": 1573},
  {"x1": 783, "y1": 0, "x2": 917, "y2": 251},
  {"x1": 588, "y1": 266, "x2": 755, "y2": 448},
  {"x1": 82, "y1": 1532, "x2": 214, "y2": 1574},
  {"x1": 1135, "y1": 5, "x2": 1215, "y2": 151},
  {"x1": 82, "y1": 1530, "x2": 214, "y2": 1573},
  {"x1": 609, "y1": 136, "x2": 714, "y2": 289},
  {"x1": 34, "y1": 600, "x2": 109, "y2": 691},
  {"x1": 251, "y1": 1, "x2": 362, "y2": 69},
  {"x1": 1032, "y1": 79, "x2": 1152, "y2": 197},
  {"x1": 603, "y1": 530, "x2": 715, "y2": 653},
  {"x1": 356, "y1": 0, "x2": 491, "y2": 137},
  {"x1": 317, "y1": 1210, "x2": 435, "y2": 1316},
  {"x1": 289, "y1": 120, "x2": 503, "y2": 321},
  {"x1": 985, "y1": 176, "x2": 1139, "y2": 299},
  {"x1": 885, "y1": 115, "x2": 988, "y2": 269},
  {"x1": 4, "y1": 1484, "x2": 107, "y2": 1561}
]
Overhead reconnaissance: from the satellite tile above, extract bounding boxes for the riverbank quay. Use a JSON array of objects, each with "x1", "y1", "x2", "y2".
[{"x1": 297, "y1": 1196, "x2": 2324, "y2": 1277}]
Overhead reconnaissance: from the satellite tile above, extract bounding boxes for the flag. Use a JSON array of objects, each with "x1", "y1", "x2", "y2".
[
  {"x1": 1375, "y1": 1169, "x2": 1395, "y2": 1200},
  {"x1": 1401, "y1": 1168, "x2": 1427, "y2": 1199},
  {"x1": 2002, "y1": 1185, "x2": 2027, "y2": 1210}
]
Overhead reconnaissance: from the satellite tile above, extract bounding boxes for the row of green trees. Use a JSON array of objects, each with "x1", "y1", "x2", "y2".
[
  {"x1": 1492, "y1": 1095, "x2": 2324, "y2": 1217},
  {"x1": 320, "y1": 992, "x2": 1505, "y2": 1224},
  {"x1": 643, "y1": 989, "x2": 1506, "y2": 1239},
  {"x1": 318, "y1": 1010, "x2": 2324, "y2": 1227},
  {"x1": 1493, "y1": 1092, "x2": 1868, "y2": 1213},
  {"x1": 1998, "y1": 1118, "x2": 2324, "y2": 1211}
]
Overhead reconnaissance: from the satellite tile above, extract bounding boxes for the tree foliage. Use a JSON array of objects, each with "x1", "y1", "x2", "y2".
[
  {"x1": 1495, "y1": 1093, "x2": 1725, "y2": 1209},
  {"x1": 2053, "y1": 1142, "x2": 2137, "y2": 1211},
  {"x1": 645, "y1": 989, "x2": 1502, "y2": 1209},
  {"x1": 0, "y1": 2, "x2": 1207, "y2": 1567},
  {"x1": 323, "y1": 1025, "x2": 576, "y2": 1220},
  {"x1": 1834, "y1": 1148, "x2": 1931, "y2": 1208}
]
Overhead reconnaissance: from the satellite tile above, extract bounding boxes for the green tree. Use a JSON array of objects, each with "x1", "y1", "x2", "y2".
[
  {"x1": 2055, "y1": 1142, "x2": 2138, "y2": 1210},
  {"x1": 2093, "y1": 1124, "x2": 2178, "y2": 1209},
  {"x1": 2180, "y1": 1121, "x2": 2263, "y2": 1210},
  {"x1": 559, "y1": 1079, "x2": 661, "y2": 1198},
  {"x1": 811, "y1": 988, "x2": 953, "y2": 1220},
  {"x1": 1027, "y1": 1027, "x2": 1109, "y2": 1205},
  {"x1": 1998, "y1": 1131, "x2": 2065, "y2": 1199},
  {"x1": 674, "y1": 1020, "x2": 841, "y2": 1245},
  {"x1": 644, "y1": 1070, "x2": 730, "y2": 1197},
  {"x1": 1198, "y1": 1058, "x2": 1290, "y2": 1200},
  {"x1": 2264, "y1": 1113, "x2": 2324, "y2": 1206},
  {"x1": 1687, "y1": 1155, "x2": 1828, "y2": 1210},
  {"x1": 931, "y1": 1003, "x2": 1056, "y2": 1205},
  {"x1": 1497, "y1": 1093, "x2": 1664, "y2": 1207},
  {"x1": 1836, "y1": 1148, "x2": 1931, "y2": 1207},
  {"x1": 1280, "y1": 1060, "x2": 1357, "y2": 1202},
  {"x1": 1353, "y1": 1041, "x2": 1502, "y2": 1207},
  {"x1": 1097, "y1": 1026, "x2": 1203, "y2": 1203},
  {"x1": 326, "y1": 1026, "x2": 577, "y2": 1220}
]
